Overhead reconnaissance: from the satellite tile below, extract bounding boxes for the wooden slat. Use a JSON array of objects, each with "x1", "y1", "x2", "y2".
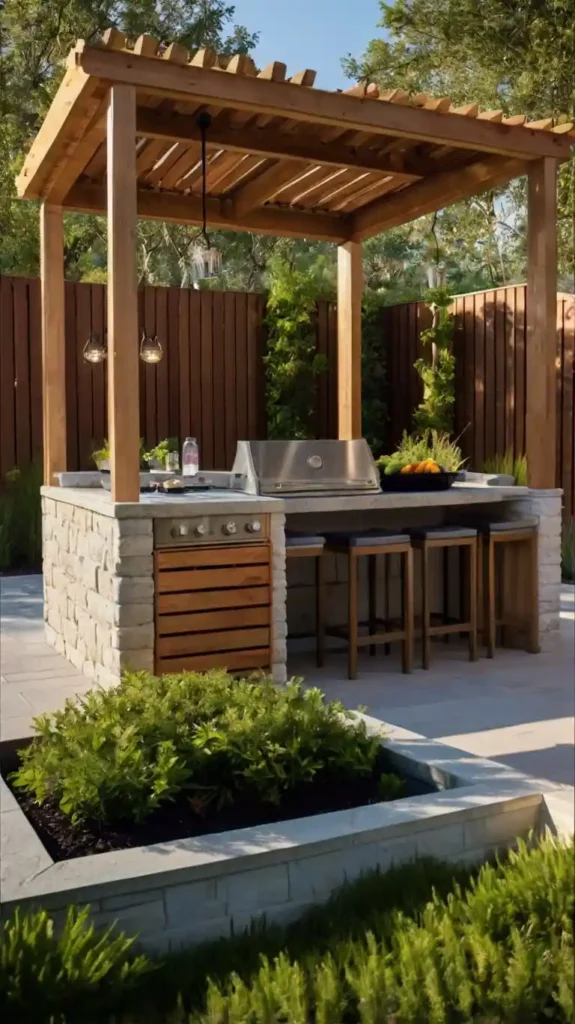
[
  {"x1": 526, "y1": 158, "x2": 557, "y2": 488},
  {"x1": 337, "y1": 241, "x2": 362, "y2": 439},
  {"x1": 189, "y1": 289, "x2": 202, "y2": 453},
  {"x1": 0, "y1": 278, "x2": 16, "y2": 474},
  {"x1": 178, "y1": 288, "x2": 191, "y2": 437},
  {"x1": 235, "y1": 291, "x2": 248, "y2": 441},
  {"x1": 107, "y1": 84, "x2": 140, "y2": 501},
  {"x1": 246, "y1": 293, "x2": 260, "y2": 439},
  {"x1": 142, "y1": 286, "x2": 157, "y2": 445},
  {"x1": 90, "y1": 282, "x2": 106, "y2": 449},
  {"x1": 158, "y1": 605, "x2": 270, "y2": 635},
  {"x1": 157, "y1": 563, "x2": 270, "y2": 593},
  {"x1": 167, "y1": 287, "x2": 180, "y2": 439},
  {"x1": 157, "y1": 648, "x2": 270, "y2": 674},
  {"x1": 495, "y1": 293, "x2": 505, "y2": 451},
  {"x1": 212, "y1": 291, "x2": 226, "y2": 468},
  {"x1": 28, "y1": 279, "x2": 43, "y2": 462},
  {"x1": 76, "y1": 283, "x2": 93, "y2": 468},
  {"x1": 40, "y1": 205, "x2": 67, "y2": 484},
  {"x1": 224, "y1": 291, "x2": 237, "y2": 466},
  {"x1": 155, "y1": 284, "x2": 169, "y2": 441},
  {"x1": 157, "y1": 544, "x2": 268, "y2": 570},
  {"x1": 76, "y1": 46, "x2": 573, "y2": 160},
  {"x1": 504, "y1": 288, "x2": 515, "y2": 452},
  {"x1": 473, "y1": 291, "x2": 486, "y2": 468},
  {"x1": 561, "y1": 296, "x2": 574, "y2": 516},
  {"x1": 64, "y1": 281, "x2": 78, "y2": 468},
  {"x1": 515, "y1": 286, "x2": 526, "y2": 457},
  {"x1": 157, "y1": 627, "x2": 270, "y2": 658},
  {"x1": 157, "y1": 584, "x2": 270, "y2": 615},
  {"x1": 200, "y1": 290, "x2": 214, "y2": 468},
  {"x1": 484, "y1": 291, "x2": 496, "y2": 459}
]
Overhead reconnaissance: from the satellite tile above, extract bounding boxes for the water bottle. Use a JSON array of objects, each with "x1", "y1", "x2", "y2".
[{"x1": 182, "y1": 437, "x2": 199, "y2": 477}]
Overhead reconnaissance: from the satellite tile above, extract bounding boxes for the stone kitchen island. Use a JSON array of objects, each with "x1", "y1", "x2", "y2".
[{"x1": 41, "y1": 472, "x2": 562, "y2": 688}]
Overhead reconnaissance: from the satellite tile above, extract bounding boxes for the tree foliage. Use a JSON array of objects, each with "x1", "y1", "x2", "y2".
[{"x1": 413, "y1": 286, "x2": 456, "y2": 434}]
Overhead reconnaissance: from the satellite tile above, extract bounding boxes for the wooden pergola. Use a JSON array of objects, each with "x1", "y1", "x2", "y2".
[{"x1": 17, "y1": 29, "x2": 573, "y2": 501}]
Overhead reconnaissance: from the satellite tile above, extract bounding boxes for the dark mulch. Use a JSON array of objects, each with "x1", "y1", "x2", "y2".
[
  {"x1": 0, "y1": 565, "x2": 41, "y2": 577},
  {"x1": 4, "y1": 751, "x2": 431, "y2": 862}
]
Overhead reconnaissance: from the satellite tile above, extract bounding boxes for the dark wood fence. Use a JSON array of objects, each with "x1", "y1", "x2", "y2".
[
  {"x1": 383, "y1": 286, "x2": 575, "y2": 518},
  {"x1": 0, "y1": 276, "x2": 266, "y2": 473},
  {"x1": 1, "y1": 275, "x2": 573, "y2": 517}
]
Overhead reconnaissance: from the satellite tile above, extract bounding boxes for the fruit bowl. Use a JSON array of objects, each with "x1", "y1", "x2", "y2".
[{"x1": 379, "y1": 468, "x2": 457, "y2": 492}]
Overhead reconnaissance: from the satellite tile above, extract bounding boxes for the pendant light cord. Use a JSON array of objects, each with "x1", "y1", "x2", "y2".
[{"x1": 197, "y1": 111, "x2": 212, "y2": 247}]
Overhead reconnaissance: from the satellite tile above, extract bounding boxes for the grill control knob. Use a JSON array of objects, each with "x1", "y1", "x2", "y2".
[
  {"x1": 246, "y1": 520, "x2": 261, "y2": 533},
  {"x1": 170, "y1": 523, "x2": 189, "y2": 538},
  {"x1": 194, "y1": 523, "x2": 206, "y2": 537},
  {"x1": 222, "y1": 521, "x2": 237, "y2": 536}
]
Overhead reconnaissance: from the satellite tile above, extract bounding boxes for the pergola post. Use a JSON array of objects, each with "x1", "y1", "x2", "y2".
[
  {"x1": 337, "y1": 241, "x2": 363, "y2": 439},
  {"x1": 40, "y1": 203, "x2": 67, "y2": 485},
  {"x1": 107, "y1": 84, "x2": 140, "y2": 502},
  {"x1": 526, "y1": 157, "x2": 557, "y2": 489}
]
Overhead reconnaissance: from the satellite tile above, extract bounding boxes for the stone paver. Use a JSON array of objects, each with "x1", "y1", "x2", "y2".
[{"x1": 1, "y1": 576, "x2": 574, "y2": 792}]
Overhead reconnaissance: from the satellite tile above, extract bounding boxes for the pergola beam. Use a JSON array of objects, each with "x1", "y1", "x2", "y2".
[
  {"x1": 64, "y1": 182, "x2": 352, "y2": 242},
  {"x1": 352, "y1": 156, "x2": 526, "y2": 240},
  {"x1": 525, "y1": 158, "x2": 558, "y2": 489},
  {"x1": 74, "y1": 45, "x2": 573, "y2": 162},
  {"x1": 107, "y1": 84, "x2": 140, "y2": 502},
  {"x1": 135, "y1": 109, "x2": 423, "y2": 181},
  {"x1": 40, "y1": 204, "x2": 67, "y2": 486}
]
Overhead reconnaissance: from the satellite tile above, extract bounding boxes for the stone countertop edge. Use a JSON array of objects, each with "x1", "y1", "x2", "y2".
[
  {"x1": 41, "y1": 486, "x2": 285, "y2": 518},
  {"x1": 0, "y1": 725, "x2": 555, "y2": 909},
  {"x1": 282, "y1": 485, "x2": 530, "y2": 514}
]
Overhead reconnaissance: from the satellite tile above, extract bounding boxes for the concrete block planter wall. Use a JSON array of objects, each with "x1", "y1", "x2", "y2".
[{"x1": 1, "y1": 718, "x2": 572, "y2": 954}]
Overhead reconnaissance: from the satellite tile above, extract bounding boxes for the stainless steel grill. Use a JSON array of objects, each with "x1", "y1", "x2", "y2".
[{"x1": 231, "y1": 439, "x2": 381, "y2": 497}]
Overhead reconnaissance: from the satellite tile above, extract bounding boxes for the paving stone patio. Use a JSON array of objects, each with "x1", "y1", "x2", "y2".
[{"x1": 1, "y1": 575, "x2": 574, "y2": 790}]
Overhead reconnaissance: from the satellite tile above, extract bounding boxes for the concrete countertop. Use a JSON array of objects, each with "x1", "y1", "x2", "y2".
[
  {"x1": 41, "y1": 487, "x2": 284, "y2": 518},
  {"x1": 282, "y1": 484, "x2": 529, "y2": 515}
]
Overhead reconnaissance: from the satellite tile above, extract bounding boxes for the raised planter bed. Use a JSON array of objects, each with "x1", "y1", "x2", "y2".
[{"x1": 2, "y1": 717, "x2": 570, "y2": 954}]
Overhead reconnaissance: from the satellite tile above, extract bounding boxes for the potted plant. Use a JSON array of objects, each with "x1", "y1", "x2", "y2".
[{"x1": 142, "y1": 438, "x2": 179, "y2": 471}]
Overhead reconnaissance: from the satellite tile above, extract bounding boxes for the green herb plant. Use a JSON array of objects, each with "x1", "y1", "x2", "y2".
[
  {"x1": 143, "y1": 437, "x2": 179, "y2": 468},
  {"x1": 413, "y1": 285, "x2": 456, "y2": 434},
  {"x1": 378, "y1": 429, "x2": 465, "y2": 475},
  {"x1": 483, "y1": 449, "x2": 528, "y2": 485},
  {"x1": 0, "y1": 462, "x2": 42, "y2": 572},
  {"x1": 12, "y1": 673, "x2": 385, "y2": 824},
  {"x1": 0, "y1": 906, "x2": 152, "y2": 1023}
]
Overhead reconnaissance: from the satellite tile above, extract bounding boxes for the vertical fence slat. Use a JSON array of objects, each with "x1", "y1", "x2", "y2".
[
  {"x1": 189, "y1": 289, "x2": 202, "y2": 454},
  {"x1": 155, "y1": 285, "x2": 169, "y2": 445},
  {"x1": 224, "y1": 292, "x2": 237, "y2": 464},
  {"x1": 167, "y1": 288, "x2": 180, "y2": 441},
  {"x1": 0, "y1": 278, "x2": 16, "y2": 475},
  {"x1": 212, "y1": 290, "x2": 226, "y2": 468},
  {"x1": 90, "y1": 283, "x2": 106, "y2": 450},
  {"x1": 200, "y1": 290, "x2": 214, "y2": 468},
  {"x1": 13, "y1": 278, "x2": 31, "y2": 466},
  {"x1": 178, "y1": 288, "x2": 190, "y2": 441},
  {"x1": 504, "y1": 288, "x2": 515, "y2": 455},
  {"x1": 64, "y1": 282, "x2": 78, "y2": 470},
  {"x1": 494, "y1": 293, "x2": 505, "y2": 454},
  {"x1": 246, "y1": 293, "x2": 260, "y2": 442},
  {"x1": 515, "y1": 286, "x2": 526, "y2": 458},
  {"x1": 75, "y1": 283, "x2": 93, "y2": 469},
  {"x1": 142, "y1": 286, "x2": 157, "y2": 447},
  {"x1": 28, "y1": 279, "x2": 43, "y2": 462},
  {"x1": 474, "y1": 292, "x2": 486, "y2": 468}
]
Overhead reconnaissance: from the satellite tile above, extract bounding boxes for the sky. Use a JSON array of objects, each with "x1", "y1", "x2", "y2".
[{"x1": 232, "y1": 0, "x2": 384, "y2": 91}]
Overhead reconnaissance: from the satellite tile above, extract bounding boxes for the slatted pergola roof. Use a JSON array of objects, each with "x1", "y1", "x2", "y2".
[
  {"x1": 19, "y1": 29, "x2": 573, "y2": 501},
  {"x1": 17, "y1": 29, "x2": 573, "y2": 243}
]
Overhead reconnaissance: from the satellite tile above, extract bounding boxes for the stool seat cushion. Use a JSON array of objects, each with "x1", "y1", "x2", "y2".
[
  {"x1": 408, "y1": 525, "x2": 477, "y2": 541},
  {"x1": 285, "y1": 530, "x2": 325, "y2": 549},
  {"x1": 474, "y1": 516, "x2": 538, "y2": 534},
  {"x1": 324, "y1": 530, "x2": 409, "y2": 549}
]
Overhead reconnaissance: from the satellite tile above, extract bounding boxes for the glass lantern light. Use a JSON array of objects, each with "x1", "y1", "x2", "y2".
[
  {"x1": 139, "y1": 332, "x2": 163, "y2": 364},
  {"x1": 189, "y1": 111, "x2": 222, "y2": 283},
  {"x1": 82, "y1": 332, "x2": 107, "y2": 364}
]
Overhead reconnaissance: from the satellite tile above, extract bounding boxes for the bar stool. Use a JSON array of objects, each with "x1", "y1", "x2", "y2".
[
  {"x1": 408, "y1": 526, "x2": 478, "y2": 669},
  {"x1": 285, "y1": 531, "x2": 326, "y2": 667},
  {"x1": 324, "y1": 531, "x2": 414, "y2": 680},
  {"x1": 475, "y1": 517, "x2": 539, "y2": 657}
]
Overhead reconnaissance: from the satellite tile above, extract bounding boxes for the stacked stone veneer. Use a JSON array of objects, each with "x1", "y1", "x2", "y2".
[
  {"x1": 42, "y1": 494, "x2": 289, "y2": 687},
  {"x1": 506, "y1": 488, "x2": 563, "y2": 650},
  {"x1": 42, "y1": 497, "x2": 155, "y2": 688}
]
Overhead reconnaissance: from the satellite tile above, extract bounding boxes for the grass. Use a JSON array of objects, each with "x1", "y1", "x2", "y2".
[
  {"x1": 562, "y1": 518, "x2": 575, "y2": 582},
  {"x1": 483, "y1": 449, "x2": 528, "y2": 486},
  {"x1": 2, "y1": 836, "x2": 572, "y2": 1023},
  {"x1": 0, "y1": 461, "x2": 42, "y2": 572}
]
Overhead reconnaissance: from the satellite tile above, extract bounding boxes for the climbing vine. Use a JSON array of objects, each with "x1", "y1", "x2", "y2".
[
  {"x1": 264, "y1": 260, "x2": 328, "y2": 439},
  {"x1": 413, "y1": 285, "x2": 455, "y2": 434}
]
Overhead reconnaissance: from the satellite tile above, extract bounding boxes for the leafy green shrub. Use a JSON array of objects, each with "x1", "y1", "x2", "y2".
[
  {"x1": 12, "y1": 673, "x2": 383, "y2": 824},
  {"x1": 0, "y1": 905, "x2": 152, "y2": 1023},
  {"x1": 191, "y1": 836, "x2": 574, "y2": 1024},
  {"x1": 0, "y1": 461, "x2": 42, "y2": 571},
  {"x1": 413, "y1": 285, "x2": 455, "y2": 434},
  {"x1": 483, "y1": 449, "x2": 528, "y2": 485},
  {"x1": 561, "y1": 517, "x2": 575, "y2": 581},
  {"x1": 378, "y1": 428, "x2": 465, "y2": 474}
]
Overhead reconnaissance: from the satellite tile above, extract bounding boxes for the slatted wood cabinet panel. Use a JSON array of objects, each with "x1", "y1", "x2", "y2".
[{"x1": 154, "y1": 543, "x2": 272, "y2": 674}]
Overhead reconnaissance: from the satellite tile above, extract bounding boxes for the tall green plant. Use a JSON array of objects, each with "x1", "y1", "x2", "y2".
[
  {"x1": 0, "y1": 462, "x2": 42, "y2": 571},
  {"x1": 361, "y1": 291, "x2": 387, "y2": 454},
  {"x1": 264, "y1": 260, "x2": 328, "y2": 439},
  {"x1": 413, "y1": 285, "x2": 455, "y2": 434}
]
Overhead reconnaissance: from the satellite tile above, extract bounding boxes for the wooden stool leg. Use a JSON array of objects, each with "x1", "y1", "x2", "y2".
[
  {"x1": 443, "y1": 546, "x2": 450, "y2": 643},
  {"x1": 402, "y1": 546, "x2": 414, "y2": 674},
  {"x1": 477, "y1": 534, "x2": 484, "y2": 647},
  {"x1": 384, "y1": 555, "x2": 391, "y2": 655},
  {"x1": 421, "y1": 543, "x2": 431, "y2": 669},
  {"x1": 468, "y1": 540, "x2": 478, "y2": 662},
  {"x1": 348, "y1": 550, "x2": 358, "y2": 680},
  {"x1": 486, "y1": 536, "x2": 496, "y2": 658},
  {"x1": 527, "y1": 534, "x2": 540, "y2": 653},
  {"x1": 368, "y1": 554, "x2": 377, "y2": 656},
  {"x1": 315, "y1": 553, "x2": 325, "y2": 668}
]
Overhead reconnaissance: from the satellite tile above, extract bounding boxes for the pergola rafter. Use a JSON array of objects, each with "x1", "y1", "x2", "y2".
[{"x1": 16, "y1": 30, "x2": 573, "y2": 500}]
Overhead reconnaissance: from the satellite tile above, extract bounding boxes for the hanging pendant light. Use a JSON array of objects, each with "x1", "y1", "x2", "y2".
[
  {"x1": 139, "y1": 332, "x2": 163, "y2": 364},
  {"x1": 190, "y1": 112, "x2": 222, "y2": 283},
  {"x1": 83, "y1": 332, "x2": 107, "y2": 364}
]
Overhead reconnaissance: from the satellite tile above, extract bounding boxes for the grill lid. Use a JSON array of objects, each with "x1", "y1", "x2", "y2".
[{"x1": 231, "y1": 439, "x2": 381, "y2": 496}]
